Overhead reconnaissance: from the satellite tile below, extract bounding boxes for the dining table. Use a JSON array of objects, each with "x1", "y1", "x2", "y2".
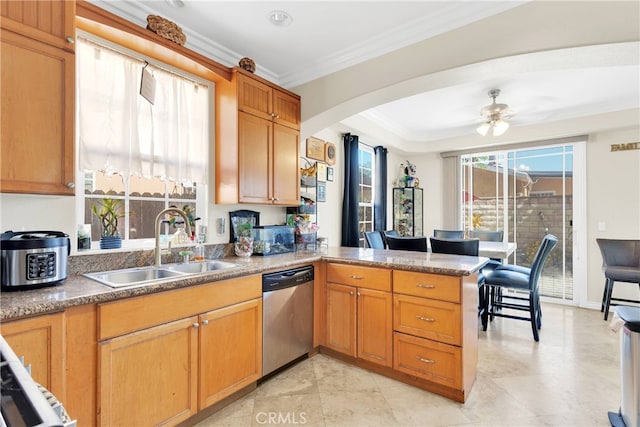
[{"x1": 387, "y1": 236, "x2": 517, "y2": 260}]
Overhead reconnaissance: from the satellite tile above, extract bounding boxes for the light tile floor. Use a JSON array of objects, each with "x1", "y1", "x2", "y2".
[{"x1": 195, "y1": 303, "x2": 623, "y2": 426}]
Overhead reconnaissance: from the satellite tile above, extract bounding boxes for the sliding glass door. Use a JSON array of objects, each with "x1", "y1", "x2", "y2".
[{"x1": 461, "y1": 144, "x2": 576, "y2": 302}]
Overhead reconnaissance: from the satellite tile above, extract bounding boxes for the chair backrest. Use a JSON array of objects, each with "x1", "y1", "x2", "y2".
[
  {"x1": 364, "y1": 231, "x2": 385, "y2": 249},
  {"x1": 382, "y1": 230, "x2": 399, "y2": 248},
  {"x1": 433, "y1": 229, "x2": 465, "y2": 239},
  {"x1": 529, "y1": 234, "x2": 558, "y2": 291},
  {"x1": 429, "y1": 237, "x2": 479, "y2": 256},
  {"x1": 386, "y1": 236, "x2": 428, "y2": 252},
  {"x1": 596, "y1": 239, "x2": 640, "y2": 268},
  {"x1": 469, "y1": 230, "x2": 504, "y2": 242}
]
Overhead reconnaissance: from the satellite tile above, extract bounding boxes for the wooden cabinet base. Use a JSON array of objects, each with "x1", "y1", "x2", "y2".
[{"x1": 318, "y1": 346, "x2": 471, "y2": 403}]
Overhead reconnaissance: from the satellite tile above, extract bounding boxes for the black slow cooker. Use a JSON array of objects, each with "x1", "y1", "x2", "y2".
[{"x1": 1, "y1": 230, "x2": 70, "y2": 290}]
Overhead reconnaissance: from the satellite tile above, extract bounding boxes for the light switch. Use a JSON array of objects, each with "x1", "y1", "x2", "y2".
[{"x1": 598, "y1": 222, "x2": 607, "y2": 232}]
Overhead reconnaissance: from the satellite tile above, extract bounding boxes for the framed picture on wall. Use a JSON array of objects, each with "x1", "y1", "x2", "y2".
[
  {"x1": 306, "y1": 137, "x2": 325, "y2": 161},
  {"x1": 317, "y1": 182, "x2": 326, "y2": 202},
  {"x1": 327, "y1": 167, "x2": 334, "y2": 182},
  {"x1": 316, "y1": 163, "x2": 327, "y2": 182}
]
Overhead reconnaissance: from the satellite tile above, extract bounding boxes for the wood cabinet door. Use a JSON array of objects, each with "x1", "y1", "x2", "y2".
[
  {"x1": 273, "y1": 89, "x2": 300, "y2": 130},
  {"x1": 237, "y1": 74, "x2": 272, "y2": 121},
  {"x1": 199, "y1": 298, "x2": 262, "y2": 409},
  {"x1": 1, "y1": 313, "x2": 64, "y2": 397},
  {"x1": 0, "y1": 0, "x2": 75, "y2": 51},
  {"x1": 357, "y1": 289, "x2": 393, "y2": 367},
  {"x1": 0, "y1": 29, "x2": 75, "y2": 195},
  {"x1": 99, "y1": 316, "x2": 199, "y2": 427},
  {"x1": 325, "y1": 283, "x2": 357, "y2": 357},
  {"x1": 238, "y1": 111, "x2": 272, "y2": 203},
  {"x1": 272, "y1": 123, "x2": 300, "y2": 205}
]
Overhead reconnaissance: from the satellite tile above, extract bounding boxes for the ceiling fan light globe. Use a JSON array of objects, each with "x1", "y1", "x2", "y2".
[
  {"x1": 477, "y1": 122, "x2": 491, "y2": 136},
  {"x1": 492, "y1": 119, "x2": 510, "y2": 136}
]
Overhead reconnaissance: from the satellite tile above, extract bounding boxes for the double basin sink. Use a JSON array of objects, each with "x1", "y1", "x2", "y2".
[{"x1": 84, "y1": 260, "x2": 241, "y2": 288}]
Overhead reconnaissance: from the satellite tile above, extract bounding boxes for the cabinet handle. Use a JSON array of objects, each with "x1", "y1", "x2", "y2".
[
  {"x1": 66, "y1": 182, "x2": 75, "y2": 188},
  {"x1": 192, "y1": 322, "x2": 199, "y2": 328},
  {"x1": 274, "y1": 114, "x2": 280, "y2": 119},
  {"x1": 349, "y1": 291, "x2": 354, "y2": 296},
  {"x1": 415, "y1": 315, "x2": 435, "y2": 322},
  {"x1": 416, "y1": 356, "x2": 435, "y2": 364},
  {"x1": 202, "y1": 319, "x2": 209, "y2": 325},
  {"x1": 66, "y1": 36, "x2": 75, "y2": 44},
  {"x1": 356, "y1": 292, "x2": 361, "y2": 297},
  {"x1": 416, "y1": 283, "x2": 435, "y2": 289},
  {"x1": 350, "y1": 275, "x2": 364, "y2": 280}
]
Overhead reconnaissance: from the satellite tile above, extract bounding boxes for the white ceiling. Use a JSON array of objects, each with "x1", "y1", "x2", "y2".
[{"x1": 88, "y1": 1, "x2": 640, "y2": 151}]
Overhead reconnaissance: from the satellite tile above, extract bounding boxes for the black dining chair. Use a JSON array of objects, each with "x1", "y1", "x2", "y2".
[
  {"x1": 364, "y1": 231, "x2": 385, "y2": 249},
  {"x1": 430, "y1": 237, "x2": 488, "y2": 330},
  {"x1": 483, "y1": 234, "x2": 558, "y2": 341},
  {"x1": 433, "y1": 229, "x2": 465, "y2": 239},
  {"x1": 596, "y1": 238, "x2": 640, "y2": 320},
  {"x1": 382, "y1": 230, "x2": 399, "y2": 248},
  {"x1": 386, "y1": 235, "x2": 427, "y2": 252}
]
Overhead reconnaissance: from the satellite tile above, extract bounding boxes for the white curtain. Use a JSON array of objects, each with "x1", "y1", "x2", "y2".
[{"x1": 77, "y1": 37, "x2": 208, "y2": 184}]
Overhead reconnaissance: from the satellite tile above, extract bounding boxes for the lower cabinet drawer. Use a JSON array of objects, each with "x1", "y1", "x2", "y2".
[
  {"x1": 394, "y1": 294, "x2": 461, "y2": 346},
  {"x1": 393, "y1": 332, "x2": 461, "y2": 389}
]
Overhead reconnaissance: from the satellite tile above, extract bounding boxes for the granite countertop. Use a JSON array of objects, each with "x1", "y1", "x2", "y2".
[{"x1": 0, "y1": 247, "x2": 487, "y2": 321}]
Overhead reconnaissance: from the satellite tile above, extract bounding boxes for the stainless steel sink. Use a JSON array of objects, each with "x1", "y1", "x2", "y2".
[
  {"x1": 84, "y1": 261, "x2": 240, "y2": 288},
  {"x1": 164, "y1": 260, "x2": 240, "y2": 274},
  {"x1": 84, "y1": 266, "x2": 186, "y2": 288}
]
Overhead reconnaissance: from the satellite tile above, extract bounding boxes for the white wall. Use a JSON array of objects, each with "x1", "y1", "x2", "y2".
[{"x1": 585, "y1": 127, "x2": 640, "y2": 307}]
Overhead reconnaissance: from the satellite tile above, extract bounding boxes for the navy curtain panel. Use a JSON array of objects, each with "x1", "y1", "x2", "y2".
[
  {"x1": 374, "y1": 146, "x2": 387, "y2": 231},
  {"x1": 341, "y1": 133, "x2": 360, "y2": 247}
]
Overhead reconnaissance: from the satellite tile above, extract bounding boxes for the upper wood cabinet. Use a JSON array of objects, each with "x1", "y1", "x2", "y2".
[
  {"x1": 216, "y1": 69, "x2": 300, "y2": 205},
  {"x1": 0, "y1": 7, "x2": 75, "y2": 195},
  {"x1": 237, "y1": 73, "x2": 300, "y2": 130},
  {"x1": 0, "y1": 0, "x2": 76, "y2": 51}
]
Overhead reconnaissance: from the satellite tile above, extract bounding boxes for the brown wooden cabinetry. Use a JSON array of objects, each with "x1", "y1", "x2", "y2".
[
  {"x1": 0, "y1": 313, "x2": 64, "y2": 397},
  {"x1": 325, "y1": 264, "x2": 393, "y2": 367},
  {"x1": 0, "y1": 0, "x2": 76, "y2": 51},
  {"x1": 216, "y1": 69, "x2": 300, "y2": 205},
  {"x1": 0, "y1": 1, "x2": 75, "y2": 195},
  {"x1": 393, "y1": 269, "x2": 478, "y2": 401},
  {"x1": 97, "y1": 275, "x2": 262, "y2": 425}
]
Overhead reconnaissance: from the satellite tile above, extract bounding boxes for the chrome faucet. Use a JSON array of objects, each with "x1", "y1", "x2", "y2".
[{"x1": 154, "y1": 207, "x2": 193, "y2": 267}]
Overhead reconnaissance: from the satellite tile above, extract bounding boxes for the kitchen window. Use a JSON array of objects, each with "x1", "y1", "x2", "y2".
[
  {"x1": 76, "y1": 35, "x2": 210, "y2": 244},
  {"x1": 358, "y1": 144, "x2": 375, "y2": 247}
]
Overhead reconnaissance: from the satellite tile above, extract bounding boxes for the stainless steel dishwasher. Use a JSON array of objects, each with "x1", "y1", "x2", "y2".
[{"x1": 262, "y1": 265, "x2": 314, "y2": 376}]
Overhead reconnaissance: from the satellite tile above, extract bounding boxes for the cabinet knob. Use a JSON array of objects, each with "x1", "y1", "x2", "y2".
[
  {"x1": 349, "y1": 291, "x2": 354, "y2": 296},
  {"x1": 66, "y1": 36, "x2": 75, "y2": 44},
  {"x1": 192, "y1": 322, "x2": 199, "y2": 328},
  {"x1": 202, "y1": 319, "x2": 209, "y2": 325},
  {"x1": 66, "y1": 182, "x2": 75, "y2": 188},
  {"x1": 356, "y1": 292, "x2": 361, "y2": 297}
]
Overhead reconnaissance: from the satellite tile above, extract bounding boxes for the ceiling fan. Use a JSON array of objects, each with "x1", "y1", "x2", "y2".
[{"x1": 476, "y1": 89, "x2": 512, "y2": 136}]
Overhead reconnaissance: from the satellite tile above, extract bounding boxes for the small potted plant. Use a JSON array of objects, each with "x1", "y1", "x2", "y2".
[
  {"x1": 92, "y1": 197, "x2": 124, "y2": 249},
  {"x1": 234, "y1": 222, "x2": 254, "y2": 257}
]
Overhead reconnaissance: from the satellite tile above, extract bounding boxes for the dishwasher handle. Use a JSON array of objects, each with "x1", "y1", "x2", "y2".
[{"x1": 262, "y1": 265, "x2": 314, "y2": 292}]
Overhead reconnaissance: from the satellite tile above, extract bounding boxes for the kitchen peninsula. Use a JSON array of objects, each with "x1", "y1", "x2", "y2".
[{"x1": 0, "y1": 247, "x2": 487, "y2": 425}]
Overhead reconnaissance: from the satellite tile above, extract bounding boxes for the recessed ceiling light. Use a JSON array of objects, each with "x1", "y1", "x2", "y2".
[{"x1": 269, "y1": 10, "x2": 292, "y2": 27}]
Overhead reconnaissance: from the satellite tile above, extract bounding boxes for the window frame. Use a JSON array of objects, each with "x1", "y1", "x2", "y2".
[
  {"x1": 358, "y1": 144, "x2": 375, "y2": 247},
  {"x1": 75, "y1": 33, "x2": 211, "y2": 250}
]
